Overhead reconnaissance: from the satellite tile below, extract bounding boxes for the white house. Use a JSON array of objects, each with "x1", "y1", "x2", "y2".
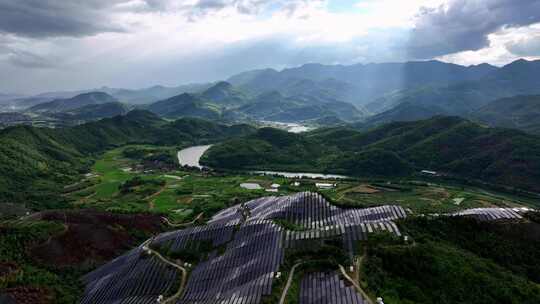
[{"x1": 315, "y1": 183, "x2": 336, "y2": 189}]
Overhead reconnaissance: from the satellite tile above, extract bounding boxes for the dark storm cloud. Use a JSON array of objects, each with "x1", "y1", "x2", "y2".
[
  {"x1": 6, "y1": 50, "x2": 56, "y2": 69},
  {"x1": 408, "y1": 0, "x2": 540, "y2": 58},
  {"x1": 0, "y1": 0, "x2": 129, "y2": 38},
  {"x1": 0, "y1": 0, "x2": 321, "y2": 38},
  {"x1": 144, "y1": 30, "x2": 409, "y2": 86},
  {"x1": 0, "y1": 38, "x2": 56, "y2": 69}
]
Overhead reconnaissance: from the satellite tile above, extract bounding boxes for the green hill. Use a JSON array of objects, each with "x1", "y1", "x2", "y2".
[
  {"x1": 27, "y1": 92, "x2": 118, "y2": 113},
  {"x1": 199, "y1": 81, "x2": 249, "y2": 108},
  {"x1": 234, "y1": 91, "x2": 365, "y2": 122},
  {"x1": 147, "y1": 93, "x2": 221, "y2": 119},
  {"x1": 0, "y1": 110, "x2": 255, "y2": 208},
  {"x1": 50, "y1": 102, "x2": 131, "y2": 122},
  {"x1": 471, "y1": 95, "x2": 540, "y2": 135},
  {"x1": 146, "y1": 82, "x2": 365, "y2": 123},
  {"x1": 204, "y1": 116, "x2": 540, "y2": 192}
]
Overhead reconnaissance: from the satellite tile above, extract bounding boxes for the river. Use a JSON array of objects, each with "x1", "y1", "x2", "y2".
[
  {"x1": 251, "y1": 171, "x2": 349, "y2": 179},
  {"x1": 259, "y1": 121, "x2": 311, "y2": 133},
  {"x1": 177, "y1": 145, "x2": 349, "y2": 179}
]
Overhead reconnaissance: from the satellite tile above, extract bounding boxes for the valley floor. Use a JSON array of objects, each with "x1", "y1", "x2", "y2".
[{"x1": 1, "y1": 143, "x2": 539, "y2": 303}]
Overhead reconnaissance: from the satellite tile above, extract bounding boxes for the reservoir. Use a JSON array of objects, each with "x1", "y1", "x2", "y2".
[
  {"x1": 177, "y1": 145, "x2": 212, "y2": 169},
  {"x1": 177, "y1": 145, "x2": 349, "y2": 179}
]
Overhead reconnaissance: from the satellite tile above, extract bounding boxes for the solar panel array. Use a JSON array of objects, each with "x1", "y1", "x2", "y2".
[
  {"x1": 81, "y1": 247, "x2": 179, "y2": 304},
  {"x1": 451, "y1": 208, "x2": 524, "y2": 221},
  {"x1": 82, "y1": 192, "x2": 408, "y2": 304},
  {"x1": 299, "y1": 272, "x2": 366, "y2": 304},
  {"x1": 151, "y1": 222, "x2": 238, "y2": 251},
  {"x1": 235, "y1": 192, "x2": 406, "y2": 229},
  {"x1": 177, "y1": 221, "x2": 283, "y2": 304}
]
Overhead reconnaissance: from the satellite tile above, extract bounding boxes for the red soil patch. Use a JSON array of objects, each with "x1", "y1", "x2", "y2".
[
  {"x1": 348, "y1": 184, "x2": 381, "y2": 194},
  {"x1": 0, "y1": 261, "x2": 18, "y2": 277},
  {"x1": 29, "y1": 210, "x2": 163, "y2": 268},
  {"x1": 3, "y1": 286, "x2": 53, "y2": 304}
]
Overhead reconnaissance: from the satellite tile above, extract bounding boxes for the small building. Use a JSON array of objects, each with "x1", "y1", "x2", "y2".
[
  {"x1": 265, "y1": 188, "x2": 279, "y2": 193},
  {"x1": 292, "y1": 181, "x2": 301, "y2": 187},
  {"x1": 240, "y1": 183, "x2": 262, "y2": 190},
  {"x1": 315, "y1": 183, "x2": 336, "y2": 189},
  {"x1": 421, "y1": 170, "x2": 437, "y2": 175},
  {"x1": 271, "y1": 183, "x2": 281, "y2": 189}
]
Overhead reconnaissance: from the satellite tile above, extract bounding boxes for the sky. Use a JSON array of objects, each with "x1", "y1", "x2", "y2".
[{"x1": 1, "y1": 0, "x2": 540, "y2": 94}]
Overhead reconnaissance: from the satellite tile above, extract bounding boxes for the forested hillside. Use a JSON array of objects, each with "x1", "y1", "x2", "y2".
[
  {"x1": 366, "y1": 59, "x2": 540, "y2": 124},
  {"x1": 0, "y1": 110, "x2": 255, "y2": 208},
  {"x1": 471, "y1": 95, "x2": 540, "y2": 135},
  {"x1": 146, "y1": 82, "x2": 365, "y2": 123},
  {"x1": 204, "y1": 116, "x2": 540, "y2": 192}
]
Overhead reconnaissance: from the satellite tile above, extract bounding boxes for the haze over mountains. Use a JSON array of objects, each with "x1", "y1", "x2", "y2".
[{"x1": 2, "y1": 58, "x2": 540, "y2": 134}]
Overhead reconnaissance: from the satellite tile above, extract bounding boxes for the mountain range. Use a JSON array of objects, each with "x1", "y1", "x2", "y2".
[
  {"x1": 146, "y1": 81, "x2": 366, "y2": 123},
  {"x1": 3, "y1": 58, "x2": 540, "y2": 134},
  {"x1": 364, "y1": 59, "x2": 540, "y2": 127},
  {"x1": 227, "y1": 60, "x2": 498, "y2": 107},
  {"x1": 470, "y1": 95, "x2": 540, "y2": 134}
]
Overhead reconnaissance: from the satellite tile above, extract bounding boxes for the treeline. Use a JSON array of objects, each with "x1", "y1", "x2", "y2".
[
  {"x1": 363, "y1": 215, "x2": 540, "y2": 303},
  {"x1": 203, "y1": 116, "x2": 540, "y2": 193}
]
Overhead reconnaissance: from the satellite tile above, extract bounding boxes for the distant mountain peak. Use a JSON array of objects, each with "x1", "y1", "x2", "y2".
[
  {"x1": 74, "y1": 91, "x2": 116, "y2": 100},
  {"x1": 201, "y1": 81, "x2": 236, "y2": 97},
  {"x1": 509, "y1": 58, "x2": 530, "y2": 64},
  {"x1": 26, "y1": 91, "x2": 118, "y2": 113},
  {"x1": 125, "y1": 109, "x2": 160, "y2": 119},
  {"x1": 497, "y1": 58, "x2": 540, "y2": 75},
  {"x1": 470, "y1": 63, "x2": 496, "y2": 68},
  {"x1": 212, "y1": 81, "x2": 233, "y2": 89}
]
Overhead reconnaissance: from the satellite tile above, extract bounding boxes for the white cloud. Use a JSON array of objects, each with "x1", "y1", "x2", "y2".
[
  {"x1": 505, "y1": 24, "x2": 540, "y2": 57},
  {"x1": 0, "y1": 0, "x2": 538, "y2": 93},
  {"x1": 437, "y1": 23, "x2": 540, "y2": 66}
]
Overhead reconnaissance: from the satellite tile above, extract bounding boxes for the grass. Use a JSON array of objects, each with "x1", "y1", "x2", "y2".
[
  {"x1": 65, "y1": 145, "x2": 538, "y2": 220},
  {"x1": 323, "y1": 179, "x2": 536, "y2": 214},
  {"x1": 92, "y1": 148, "x2": 133, "y2": 199},
  {"x1": 67, "y1": 145, "x2": 303, "y2": 221}
]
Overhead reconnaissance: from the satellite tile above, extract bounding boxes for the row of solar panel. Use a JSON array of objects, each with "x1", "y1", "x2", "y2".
[
  {"x1": 81, "y1": 193, "x2": 527, "y2": 304},
  {"x1": 299, "y1": 272, "x2": 366, "y2": 304},
  {"x1": 177, "y1": 221, "x2": 284, "y2": 304},
  {"x1": 451, "y1": 208, "x2": 523, "y2": 221},
  {"x1": 81, "y1": 254, "x2": 177, "y2": 304}
]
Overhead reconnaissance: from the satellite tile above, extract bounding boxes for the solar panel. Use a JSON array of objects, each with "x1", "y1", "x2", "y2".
[
  {"x1": 82, "y1": 192, "x2": 408, "y2": 304},
  {"x1": 299, "y1": 272, "x2": 365, "y2": 304}
]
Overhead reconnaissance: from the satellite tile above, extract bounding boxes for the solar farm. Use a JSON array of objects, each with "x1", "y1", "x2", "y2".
[{"x1": 81, "y1": 192, "x2": 530, "y2": 304}]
